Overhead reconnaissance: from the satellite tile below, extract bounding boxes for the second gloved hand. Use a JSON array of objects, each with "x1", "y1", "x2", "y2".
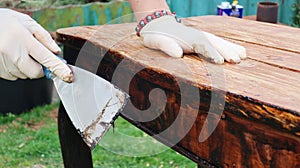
[
  {"x1": 139, "y1": 15, "x2": 247, "y2": 64},
  {"x1": 0, "y1": 9, "x2": 73, "y2": 82}
]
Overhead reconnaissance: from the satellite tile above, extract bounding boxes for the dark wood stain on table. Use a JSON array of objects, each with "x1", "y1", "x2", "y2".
[{"x1": 56, "y1": 16, "x2": 300, "y2": 168}]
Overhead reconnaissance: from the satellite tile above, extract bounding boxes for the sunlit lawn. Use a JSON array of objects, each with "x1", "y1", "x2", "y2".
[{"x1": 0, "y1": 102, "x2": 196, "y2": 168}]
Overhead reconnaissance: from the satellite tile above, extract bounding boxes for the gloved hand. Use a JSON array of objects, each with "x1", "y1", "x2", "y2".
[
  {"x1": 0, "y1": 9, "x2": 73, "y2": 82},
  {"x1": 139, "y1": 15, "x2": 247, "y2": 64}
]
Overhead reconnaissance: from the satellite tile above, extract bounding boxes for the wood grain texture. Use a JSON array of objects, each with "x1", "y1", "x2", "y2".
[{"x1": 57, "y1": 16, "x2": 300, "y2": 168}]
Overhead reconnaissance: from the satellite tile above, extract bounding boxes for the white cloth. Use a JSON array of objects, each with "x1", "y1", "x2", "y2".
[
  {"x1": 140, "y1": 16, "x2": 247, "y2": 64},
  {"x1": 0, "y1": 9, "x2": 73, "y2": 82}
]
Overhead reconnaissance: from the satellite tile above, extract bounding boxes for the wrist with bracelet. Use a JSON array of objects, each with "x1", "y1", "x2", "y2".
[{"x1": 135, "y1": 9, "x2": 181, "y2": 37}]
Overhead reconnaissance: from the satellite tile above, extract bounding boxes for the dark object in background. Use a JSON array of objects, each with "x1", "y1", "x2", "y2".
[
  {"x1": 0, "y1": 78, "x2": 53, "y2": 115},
  {"x1": 257, "y1": 2, "x2": 279, "y2": 23}
]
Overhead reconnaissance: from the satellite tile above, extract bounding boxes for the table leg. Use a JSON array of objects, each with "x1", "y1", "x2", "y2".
[{"x1": 57, "y1": 103, "x2": 93, "y2": 168}]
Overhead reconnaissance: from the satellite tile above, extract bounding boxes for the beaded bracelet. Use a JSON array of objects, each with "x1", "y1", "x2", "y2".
[{"x1": 135, "y1": 9, "x2": 181, "y2": 37}]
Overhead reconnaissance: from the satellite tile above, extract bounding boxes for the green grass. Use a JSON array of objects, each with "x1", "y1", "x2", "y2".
[{"x1": 0, "y1": 103, "x2": 196, "y2": 168}]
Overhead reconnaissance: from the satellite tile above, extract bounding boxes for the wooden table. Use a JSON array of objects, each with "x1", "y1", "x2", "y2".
[
  {"x1": 243, "y1": 15, "x2": 286, "y2": 26},
  {"x1": 56, "y1": 16, "x2": 300, "y2": 168}
]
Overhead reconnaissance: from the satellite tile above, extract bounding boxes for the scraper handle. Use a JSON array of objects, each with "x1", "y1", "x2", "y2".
[{"x1": 42, "y1": 56, "x2": 67, "y2": 80}]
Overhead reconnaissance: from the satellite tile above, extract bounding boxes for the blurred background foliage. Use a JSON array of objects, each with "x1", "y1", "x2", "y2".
[{"x1": 0, "y1": 0, "x2": 112, "y2": 9}]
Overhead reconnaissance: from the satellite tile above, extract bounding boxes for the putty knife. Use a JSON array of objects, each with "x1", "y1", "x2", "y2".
[{"x1": 44, "y1": 63, "x2": 129, "y2": 149}]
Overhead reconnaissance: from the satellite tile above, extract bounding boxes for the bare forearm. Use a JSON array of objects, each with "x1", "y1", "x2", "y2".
[{"x1": 128, "y1": 0, "x2": 170, "y2": 21}]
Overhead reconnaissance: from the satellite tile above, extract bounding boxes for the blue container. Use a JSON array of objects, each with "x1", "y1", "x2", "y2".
[{"x1": 217, "y1": 2, "x2": 243, "y2": 18}]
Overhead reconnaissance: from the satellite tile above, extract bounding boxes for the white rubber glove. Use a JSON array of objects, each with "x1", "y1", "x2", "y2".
[
  {"x1": 0, "y1": 9, "x2": 73, "y2": 82},
  {"x1": 140, "y1": 16, "x2": 247, "y2": 64}
]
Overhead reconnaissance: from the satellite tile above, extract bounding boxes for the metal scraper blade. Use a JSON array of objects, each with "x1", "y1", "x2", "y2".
[{"x1": 53, "y1": 65, "x2": 129, "y2": 149}]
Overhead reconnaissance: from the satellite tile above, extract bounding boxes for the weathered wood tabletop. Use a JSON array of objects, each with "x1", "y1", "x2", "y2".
[{"x1": 56, "y1": 16, "x2": 300, "y2": 168}]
